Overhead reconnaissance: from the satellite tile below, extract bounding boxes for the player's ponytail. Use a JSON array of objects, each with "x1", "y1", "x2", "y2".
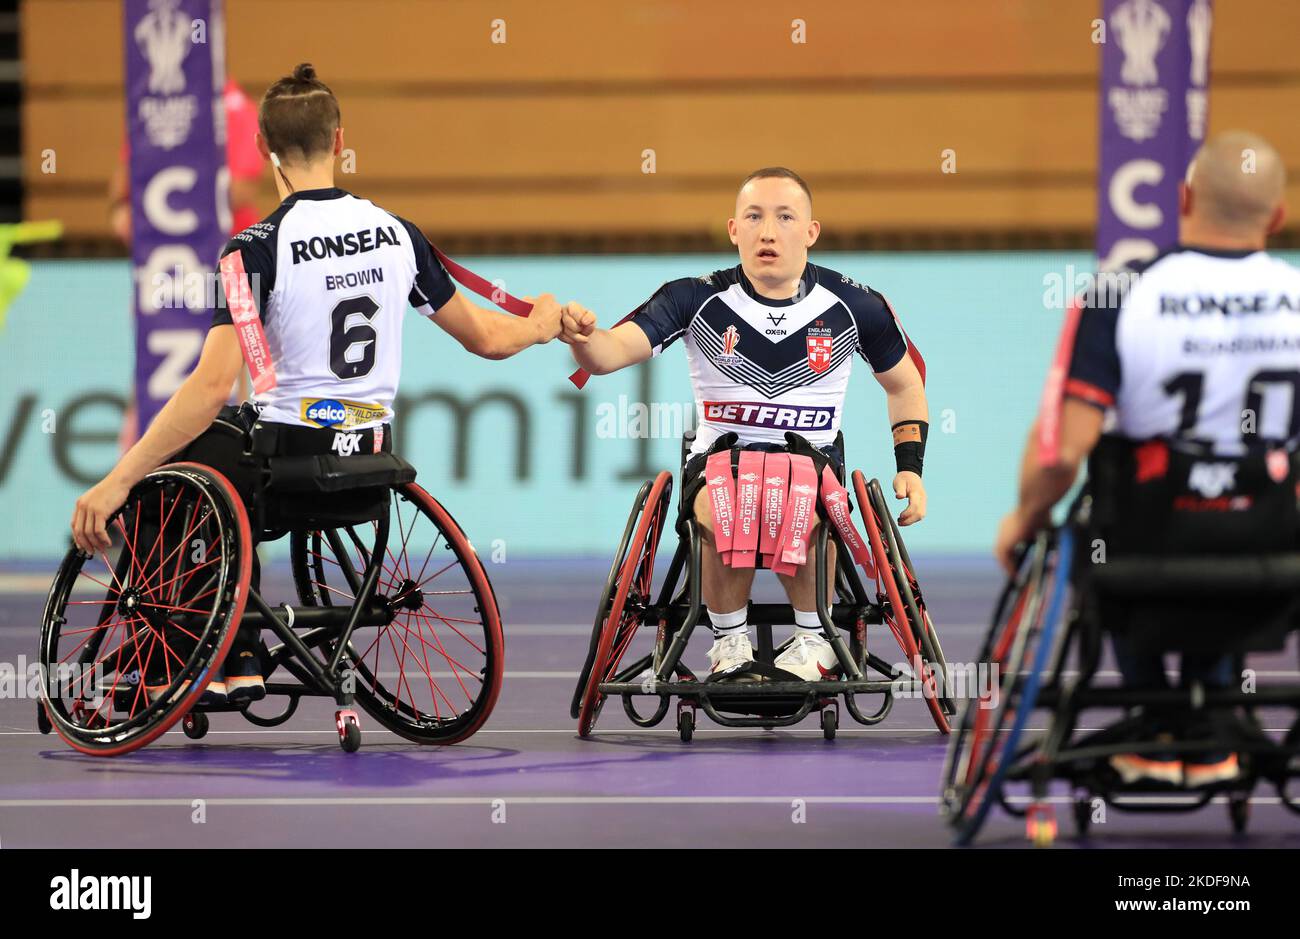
[{"x1": 259, "y1": 62, "x2": 341, "y2": 174}]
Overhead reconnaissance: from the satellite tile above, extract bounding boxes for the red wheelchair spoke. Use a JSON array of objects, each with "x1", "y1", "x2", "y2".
[{"x1": 414, "y1": 607, "x2": 485, "y2": 655}]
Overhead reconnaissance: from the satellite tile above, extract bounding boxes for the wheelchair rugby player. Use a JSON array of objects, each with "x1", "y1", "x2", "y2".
[
  {"x1": 566, "y1": 168, "x2": 955, "y2": 738},
  {"x1": 944, "y1": 131, "x2": 1300, "y2": 843},
  {"x1": 52, "y1": 64, "x2": 563, "y2": 755}
]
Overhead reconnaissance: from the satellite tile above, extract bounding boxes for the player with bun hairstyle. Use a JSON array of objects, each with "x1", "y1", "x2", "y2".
[{"x1": 70, "y1": 64, "x2": 564, "y2": 703}]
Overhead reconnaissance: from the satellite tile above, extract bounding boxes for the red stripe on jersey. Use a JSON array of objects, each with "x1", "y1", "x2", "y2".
[
  {"x1": 1063, "y1": 378, "x2": 1115, "y2": 409},
  {"x1": 879, "y1": 294, "x2": 926, "y2": 385},
  {"x1": 1036, "y1": 299, "x2": 1084, "y2": 467},
  {"x1": 218, "y1": 251, "x2": 277, "y2": 394}
]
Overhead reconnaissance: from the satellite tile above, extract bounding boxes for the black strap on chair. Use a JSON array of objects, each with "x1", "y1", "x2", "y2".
[
  {"x1": 265, "y1": 453, "x2": 416, "y2": 494},
  {"x1": 1089, "y1": 554, "x2": 1300, "y2": 597}
]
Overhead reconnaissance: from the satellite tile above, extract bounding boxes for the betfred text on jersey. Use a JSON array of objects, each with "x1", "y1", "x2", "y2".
[
  {"x1": 290, "y1": 226, "x2": 400, "y2": 264},
  {"x1": 703, "y1": 400, "x2": 835, "y2": 430}
]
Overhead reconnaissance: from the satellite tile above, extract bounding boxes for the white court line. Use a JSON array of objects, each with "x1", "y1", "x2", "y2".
[
  {"x1": 1, "y1": 726, "x2": 1294, "y2": 736},
  {"x1": 0, "y1": 794, "x2": 1287, "y2": 808}
]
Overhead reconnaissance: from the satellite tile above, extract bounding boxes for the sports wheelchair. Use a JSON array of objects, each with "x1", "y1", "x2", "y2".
[
  {"x1": 572, "y1": 430, "x2": 955, "y2": 741},
  {"x1": 36, "y1": 409, "x2": 503, "y2": 756},
  {"x1": 941, "y1": 437, "x2": 1300, "y2": 845}
]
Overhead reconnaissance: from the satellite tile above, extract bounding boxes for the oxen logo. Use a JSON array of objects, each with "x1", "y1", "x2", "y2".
[
  {"x1": 136, "y1": 0, "x2": 192, "y2": 95},
  {"x1": 1188, "y1": 461, "x2": 1237, "y2": 498},
  {"x1": 807, "y1": 336, "x2": 833, "y2": 373},
  {"x1": 1111, "y1": 0, "x2": 1171, "y2": 87}
]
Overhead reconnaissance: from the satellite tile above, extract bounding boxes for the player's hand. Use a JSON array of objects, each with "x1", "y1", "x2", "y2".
[
  {"x1": 560, "y1": 302, "x2": 597, "y2": 345},
  {"x1": 994, "y1": 507, "x2": 1046, "y2": 576},
  {"x1": 71, "y1": 475, "x2": 132, "y2": 555},
  {"x1": 524, "y1": 293, "x2": 563, "y2": 343},
  {"x1": 893, "y1": 471, "x2": 926, "y2": 526}
]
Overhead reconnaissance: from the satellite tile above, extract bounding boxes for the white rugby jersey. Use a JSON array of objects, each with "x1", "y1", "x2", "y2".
[
  {"x1": 1066, "y1": 245, "x2": 1300, "y2": 454},
  {"x1": 213, "y1": 187, "x2": 456, "y2": 429},
  {"x1": 629, "y1": 264, "x2": 912, "y2": 454}
]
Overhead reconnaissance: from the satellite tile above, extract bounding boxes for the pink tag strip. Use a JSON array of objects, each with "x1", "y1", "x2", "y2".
[
  {"x1": 373, "y1": 424, "x2": 384, "y2": 454},
  {"x1": 819, "y1": 465, "x2": 876, "y2": 580},
  {"x1": 705, "y1": 451, "x2": 737, "y2": 564},
  {"x1": 759, "y1": 453, "x2": 790, "y2": 567},
  {"x1": 774, "y1": 455, "x2": 818, "y2": 573},
  {"x1": 730, "y1": 451, "x2": 764, "y2": 568},
  {"x1": 219, "y1": 252, "x2": 277, "y2": 394}
]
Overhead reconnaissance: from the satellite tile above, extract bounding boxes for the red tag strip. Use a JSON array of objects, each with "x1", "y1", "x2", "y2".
[
  {"x1": 219, "y1": 251, "x2": 277, "y2": 394},
  {"x1": 774, "y1": 455, "x2": 818, "y2": 572},
  {"x1": 431, "y1": 245, "x2": 534, "y2": 318},
  {"x1": 819, "y1": 465, "x2": 875, "y2": 579},
  {"x1": 759, "y1": 453, "x2": 790, "y2": 567},
  {"x1": 731, "y1": 451, "x2": 764, "y2": 568},
  {"x1": 705, "y1": 451, "x2": 737, "y2": 564}
]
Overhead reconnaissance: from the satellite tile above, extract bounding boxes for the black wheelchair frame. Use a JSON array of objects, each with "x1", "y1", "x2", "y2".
[
  {"x1": 572, "y1": 431, "x2": 955, "y2": 741},
  {"x1": 942, "y1": 511, "x2": 1300, "y2": 846},
  {"x1": 38, "y1": 420, "x2": 503, "y2": 756}
]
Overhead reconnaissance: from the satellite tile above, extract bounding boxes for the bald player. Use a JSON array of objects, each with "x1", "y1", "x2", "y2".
[{"x1": 996, "y1": 130, "x2": 1295, "y2": 787}]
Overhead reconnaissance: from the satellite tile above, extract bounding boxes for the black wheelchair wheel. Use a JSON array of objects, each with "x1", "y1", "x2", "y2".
[
  {"x1": 939, "y1": 530, "x2": 1071, "y2": 846},
  {"x1": 575, "y1": 472, "x2": 673, "y2": 737},
  {"x1": 290, "y1": 483, "x2": 504, "y2": 745},
  {"x1": 39, "y1": 463, "x2": 252, "y2": 756}
]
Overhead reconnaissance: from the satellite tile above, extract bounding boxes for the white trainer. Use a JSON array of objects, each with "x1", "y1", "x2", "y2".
[
  {"x1": 775, "y1": 634, "x2": 839, "y2": 681},
  {"x1": 706, "y1": 633, "x2": 754, "y2": 676}
]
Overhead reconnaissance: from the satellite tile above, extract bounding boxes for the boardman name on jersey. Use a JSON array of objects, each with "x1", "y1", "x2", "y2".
[
  {"x1": 290, "y1": 225, "x2": 400, "y2": 264},
  {"x1": 1159, "y1": 292, "x2": 1300, "y2": 316}
]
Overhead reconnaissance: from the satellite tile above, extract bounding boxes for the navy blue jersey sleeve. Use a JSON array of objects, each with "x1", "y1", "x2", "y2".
[
  {"x1": 627, "y1": 277, "x2": 699, "y2": 354},
  {"x1": 853, "y1": 289, "x2": 908, "y2": 372},
  {"x1": 1064, "y1": 297, "x2": 1121, "y2": 409},
  {"x1": 213, "y1": 233, "x2": 275, "y2": 328},
  {"x1": 393, "y1": 216, "x2": 456, "y2": 314}
]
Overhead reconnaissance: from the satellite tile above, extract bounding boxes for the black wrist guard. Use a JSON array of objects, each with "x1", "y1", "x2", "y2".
[{"x1": 892, "y1": 420, "x2": 928, "y2": 477}]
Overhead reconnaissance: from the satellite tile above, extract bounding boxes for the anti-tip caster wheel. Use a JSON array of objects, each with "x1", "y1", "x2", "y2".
[
  {"x1": 1228, "y1": 793, "x2": 1250, "y2": 834},
  {"x1": 36, "y1": 702, "x2": 52, "y2": 735},
  {"x1": 182, "y1": 711, "x2": 209, "y2": 740},
  {"x1": 337, "y1": 709, "x2": 361, "y2": 753},
  {"x1": 677, "y1": 707, "x2": 695, "y2": 743},
  {"x1": 1026, "y1": 803, "x2": 1057, "y2": 847},
  {"x1": 820, "y1": 707, "x2": 838, "y2": 741}
]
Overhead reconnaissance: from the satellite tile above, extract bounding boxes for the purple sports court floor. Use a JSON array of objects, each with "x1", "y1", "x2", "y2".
[{"x1": 1, "y1": 556, "x2": 1298, "y2": 849}]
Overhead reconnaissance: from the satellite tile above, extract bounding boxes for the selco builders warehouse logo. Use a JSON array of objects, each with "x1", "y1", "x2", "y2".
[
  {"x1": 50, "y1": 869, "x2": 152, "y2": 919},
  {"x1": 301, "y1": 398, "x2": 388, "y2": 430}
]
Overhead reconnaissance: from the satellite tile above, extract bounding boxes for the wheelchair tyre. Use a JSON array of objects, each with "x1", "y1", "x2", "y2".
[
  {"x1": 853, "y1": 471, "x2": 949, "y2": 734},
  {"x1": 182, "y1": 711, "x2": 209, "y2": 740},
  {"x1": 870, "y1": 478, "x2": 957, "y2": 717},
  {"x1": 290, "y1": 483, "x2": 504, "y2": 745},
  {"x1": 39, "y1": 463, "x2": 252, "y2": 756},
  {"x1": 821, "y1": 707, "x2": 838, "y2": 741},
  {"x1": 939, "y1": 530, "x2": 1073, "y2": 846},
  {"x1": 678, "y1": 708, "x2": 695, "y2": 743},
  {"x1": 575, "y1": 472, "x2": 673, "y2": 737}
]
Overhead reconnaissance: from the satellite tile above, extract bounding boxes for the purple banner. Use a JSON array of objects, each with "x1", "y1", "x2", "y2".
[
  {"x1": 125, "y1": 0, "x2": 228, "y2": 432},
  {"x1": 1097, "y1": 0, "x2": 1212, "y2": 271}
]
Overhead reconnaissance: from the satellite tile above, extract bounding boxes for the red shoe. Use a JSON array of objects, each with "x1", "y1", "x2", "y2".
[
  {"x1": 1184, "y1": 754, "x2": 1240, "y2": 787},
  {"x1": 1109, "y1": 753, "x2": 1183, "y2": 785}
]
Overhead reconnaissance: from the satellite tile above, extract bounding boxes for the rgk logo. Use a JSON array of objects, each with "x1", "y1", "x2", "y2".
[
  {"x1": 1188, "y1": 461, "x2": 1237, "y2": 498},
  {"x1": 331, "y1": 432, "x2": 363, "y2": 457}
]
